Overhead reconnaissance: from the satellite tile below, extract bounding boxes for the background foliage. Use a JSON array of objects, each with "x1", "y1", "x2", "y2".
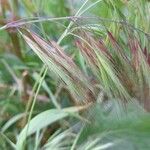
[{"x1": 0, "y1": 0, "x2": 150, "y2": 150}]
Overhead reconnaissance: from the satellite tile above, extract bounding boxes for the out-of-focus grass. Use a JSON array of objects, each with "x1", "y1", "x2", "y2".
[{"x1": 0, "y1": 0, "x2": 150, "y2": 150}]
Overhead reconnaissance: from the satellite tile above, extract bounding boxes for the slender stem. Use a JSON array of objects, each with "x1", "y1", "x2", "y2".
[{"x1": 23, "y1": 0, "x2": 103, "y2": 148}]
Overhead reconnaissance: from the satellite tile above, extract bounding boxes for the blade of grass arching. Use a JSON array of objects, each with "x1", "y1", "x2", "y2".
[
  {"x1": 16, "y1": 105, "x2": 87, "y2": 150},
  {"x1": 16, "y1": 109, "x2": 68, "y2": 150}
]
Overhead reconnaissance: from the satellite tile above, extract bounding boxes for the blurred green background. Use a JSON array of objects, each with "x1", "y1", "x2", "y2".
[{"x1": 0, "y1": 0, "x2": 150, "y2": 150}]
